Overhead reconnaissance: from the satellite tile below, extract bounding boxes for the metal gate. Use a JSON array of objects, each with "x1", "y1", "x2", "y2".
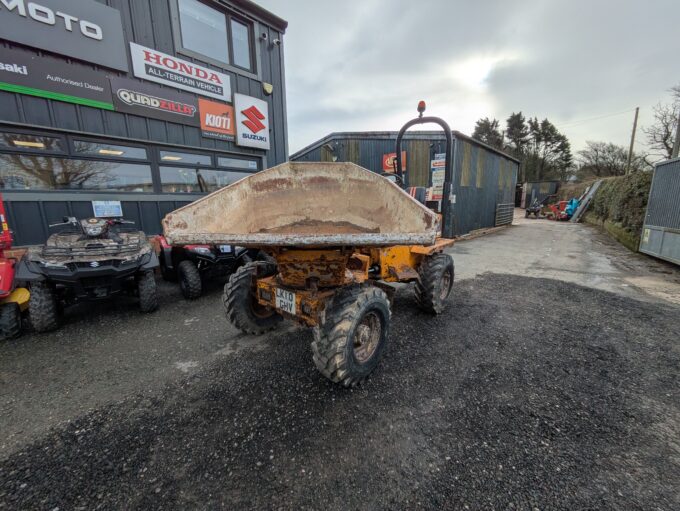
[{"x1": 639, "y1": 158, "x2": 680, "y2": 265}]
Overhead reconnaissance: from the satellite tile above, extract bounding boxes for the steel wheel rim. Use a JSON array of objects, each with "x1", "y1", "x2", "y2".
[
  {"x1": 353, "y1": 311, "x2": 382, "y2": 363},
  {"x1": 440, "y1": 270, "x2": 452, "y2": 300}
]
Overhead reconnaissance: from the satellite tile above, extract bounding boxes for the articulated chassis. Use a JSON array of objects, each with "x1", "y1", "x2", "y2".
[{"x1": 254, "y1": 238, "x2": 454, "y2": 326}]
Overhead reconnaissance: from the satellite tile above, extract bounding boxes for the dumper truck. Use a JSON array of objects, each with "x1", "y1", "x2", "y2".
[{"x1": 162, "y1": 103, "x2": 456, "y2": 386}]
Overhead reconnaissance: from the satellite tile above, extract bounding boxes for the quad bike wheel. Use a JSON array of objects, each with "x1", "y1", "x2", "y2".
[
  {"x1": 223, "y1": 262, "x2": 282, "y2": 334},
  {"x1": 415, "y1": 253, "x2": 454, "y2": 314},
  {"x1": 137, "y1": 271, "x2": 158, "y2": 313},
  {"x1": 525, "y1": 210, "x2": 529, "y2": 218},
  {"x1": 29, "y1": 281, "x2": 59, "y2": 333},
  {"x1": 312, "y1": 286, "x2": 391, "y2": 387},
  {"x1": 0, "y1": 302, "x2": 21, "y2": 340},
  {"x1": 178, "y1": 260, "x2": 202, "y2": 300}
]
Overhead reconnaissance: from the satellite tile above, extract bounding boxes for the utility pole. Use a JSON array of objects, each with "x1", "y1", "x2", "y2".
[
  {"x1": 626, "y1": 107, "x2": 639, "y2": 174},
  {"x1": 672, "y1": 108, "x2": 680, "y2": 159}
]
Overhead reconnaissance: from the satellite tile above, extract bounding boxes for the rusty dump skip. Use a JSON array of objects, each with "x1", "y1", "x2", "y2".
[{"x1": 162, "y1": 162, "x2": 440, "y2": 247}]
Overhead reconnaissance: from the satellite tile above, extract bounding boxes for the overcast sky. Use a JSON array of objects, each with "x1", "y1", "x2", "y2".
[{"x1": 258, "y1": 0, "x2": 679, "y2": 157}]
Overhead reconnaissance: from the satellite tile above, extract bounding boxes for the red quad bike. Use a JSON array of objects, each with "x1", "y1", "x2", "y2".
[
  {"x1": 157, "y1": 235, "x2": 258, "y2": 300},
  {"x1": 0, "y1": 194, "x2": 29, "y2": 340}
]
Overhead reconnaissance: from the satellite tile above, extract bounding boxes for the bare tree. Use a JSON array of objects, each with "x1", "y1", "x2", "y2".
[
  {"x1": 643, "y1": 84, "x2": 680, "y2": 161},
  {"x1": 577, "y1": 141, "x2": 648, "y2": 178}
]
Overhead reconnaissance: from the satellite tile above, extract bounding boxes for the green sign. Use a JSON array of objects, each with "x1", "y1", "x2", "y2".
[{"x1": 0, "y1": 46, "x2": 113, "y2": 110}]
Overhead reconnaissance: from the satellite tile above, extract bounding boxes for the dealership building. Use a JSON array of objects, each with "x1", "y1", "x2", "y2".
[{"x1": 0, "y1": 0, "x2": 288, "y2": 246}]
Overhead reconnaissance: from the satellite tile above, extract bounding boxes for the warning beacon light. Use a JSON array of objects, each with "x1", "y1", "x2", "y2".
[{"x1": 417, "y1": 100, "x2": 426, "y2": 117}]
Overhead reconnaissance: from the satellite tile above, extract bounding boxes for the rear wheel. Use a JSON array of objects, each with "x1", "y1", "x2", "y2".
[
  {"x1": 137, "y1": 271, "x2": 158, "y2": 313},
  {"x1": 29, "y1": 281, "x2": 59, "y2": 333},
  {"x1": 0, "y1": 302, "x2": 21, "y2": 340},
  {"x1": 415, "y1": 253, "x2": 454, "y2": 314},
  {"x1": 312, "y1": 286, "x2": 391, "y2": 387},
  {"x1": 223, "y1": 262, "x2": 282, "y2": 334},
  {"x1": 178, "y1": 260, "x2": 202, "y2": 299}
]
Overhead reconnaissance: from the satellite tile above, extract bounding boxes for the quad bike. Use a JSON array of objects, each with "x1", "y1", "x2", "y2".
[
  {"x1": 162, "y1": 101, "x2": 456, "y2": 387},
  {"x1": 525, "y1": 197, "x2": 542, "y2": 218},
  {"x1": 157, "y1": 235, "x2": 258, "y2": 299},
  {"x1": 0, "y1": 194, "x2": 29, "y2": 340},
  {"x1": 16, "y1": 216, "x2": 159, "y2": 332}
]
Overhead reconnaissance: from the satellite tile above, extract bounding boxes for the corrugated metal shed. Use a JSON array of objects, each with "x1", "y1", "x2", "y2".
[
  {"x1": 639, "y1": 158, "x2": 680, "y2": 265},
  {"x1": 521, "y1": 181, "x2": 560, "y2": 208},
  {"x1": 290, "y1": 131, "x2": 519, "y2": 237}
]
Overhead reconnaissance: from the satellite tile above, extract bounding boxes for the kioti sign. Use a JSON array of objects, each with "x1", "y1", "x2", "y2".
[
  {"x1": 130, "y1": 43, "x2": 231, "y2": 102},
  {"x1": 0, "y1": 0, "x2": 128, "y2": 71},
  {"x1": 234, "y1": 93, "x2": 270, "y2": 150},
  {"x1": 199, "y1": 98, "x2": 235, "y2": 141}
]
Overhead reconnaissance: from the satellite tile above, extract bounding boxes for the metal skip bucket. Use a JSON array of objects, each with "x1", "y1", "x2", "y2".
[{"x1": 162, "y1": 162, "x2": 440, "y2": 247}]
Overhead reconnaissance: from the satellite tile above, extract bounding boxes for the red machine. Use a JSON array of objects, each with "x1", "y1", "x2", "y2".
[
  {"x1": 0, "y1": 194, "x2": 29, "y2": 339},
  {"x1": 546, "y1": 200, "x2": 570, "y2": 221}
]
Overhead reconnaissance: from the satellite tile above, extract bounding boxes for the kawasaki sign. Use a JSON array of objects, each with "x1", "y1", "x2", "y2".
[
  {"x1": 0, "y1": 46, "x2": 113, "y2": 110},
  {"x1": 0, "y1": 0, "x2": 128, "y2": 72}
]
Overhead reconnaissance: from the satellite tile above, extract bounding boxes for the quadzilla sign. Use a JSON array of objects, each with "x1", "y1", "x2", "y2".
[
  {"x1": 110, "y1": 76, "x2": 199, "y2": 126},
  {"x1": 130, "y1": 43, "x2": 231, "y2": 102},
  {"x1": 0, "y1": 46, "x2": 113, "y2": 110},
  {"x1": 234, "y1": 93, "x2": 270, "y2": 150},
  {"x1": 199, "y1": 98, "x2": 235, "y2": 140}
]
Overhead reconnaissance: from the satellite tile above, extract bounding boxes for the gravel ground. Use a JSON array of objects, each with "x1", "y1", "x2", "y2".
[{"x1": 1, "y1": 273, "x2": 678, "y2": 510}]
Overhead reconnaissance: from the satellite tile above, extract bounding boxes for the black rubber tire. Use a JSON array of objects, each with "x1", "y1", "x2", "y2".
[
  {"x1": 0, "y1": 302, "x2": 21, "y2": 340},
  {"x1": 312, "y1": 286, "x2": 391, "y2": 387},
  {"x1": 178, "y1": 260, "x2": 202, "y2": 299},
  {"x1": 414, "y1": 253, "x2": 454, "y2": 314},
  {"x1": 525, "y1": 210, "x2": 529, "y2": 218},
  {"x1": 223, "y1": 262, "x2": 282, "y2": 334},
  {"x1": 160, "y1": 257, "x2": 177, "y2": 282},
  {"x1": 137, "y1": 271, "x2": 158, "y2": 313},
  {"x1": 28, "y1": 281, "x2": 59, "y2": 333}
]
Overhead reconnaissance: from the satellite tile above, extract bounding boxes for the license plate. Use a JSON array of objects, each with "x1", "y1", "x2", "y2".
[
  {"x1": 275, "y1": 287, "x2": 296, "y2": 315},
  {"x1": 218, "y1": 245, "x2": 232, "y2": 253}
]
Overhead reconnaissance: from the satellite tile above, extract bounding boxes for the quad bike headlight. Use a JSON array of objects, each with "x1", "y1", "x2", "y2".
[
  {"x1": 84, "y1": 225, "x2": 105, "y2": 237},
  {"x1": 190, "y1": 246, "x2": 211, "y2": 255}
]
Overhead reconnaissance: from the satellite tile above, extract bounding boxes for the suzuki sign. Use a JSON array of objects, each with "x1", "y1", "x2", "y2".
[
  {"x1": 234, "y1": 93, "x2": 270, "y2": 150},
  {"x1": 0, "y1": 0, "x2": 128, "y2": 71}
]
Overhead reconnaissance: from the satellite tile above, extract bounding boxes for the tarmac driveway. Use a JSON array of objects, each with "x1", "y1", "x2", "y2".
[{"x1": 1, "y1": 217, "x2": 679, "y2": 509}]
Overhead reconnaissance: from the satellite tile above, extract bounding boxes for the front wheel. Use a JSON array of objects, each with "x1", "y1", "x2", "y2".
[
  {"x1": 223, "y1": 262, "x2": 282, "y2": 334},
  {"x1": 137, "y1": 271, "x2": 158, "y2": 313},
  {"x1": 0, "y1": 302, "x2": 22, "y2": 340},
  {"x1": 312, "y1": 286, "x2": 391, "y2": 387},
  {"x1": 178, "y1": 260, "x2": 202, "y2": 299},
  {"x1": 28, "y1": 281, "x2": 59, "y2": 333},
  {"x1": 414, "y1": 253, "x2": 454, "y2": 314}
]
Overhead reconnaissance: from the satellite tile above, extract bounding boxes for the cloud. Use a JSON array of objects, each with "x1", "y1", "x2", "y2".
[{"x1": 258, "y1": 0, "x2": 680, "y2": 155}]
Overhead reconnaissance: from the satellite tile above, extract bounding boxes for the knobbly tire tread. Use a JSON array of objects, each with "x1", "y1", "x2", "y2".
[
  {"x1": 312, "y1": 285, "x2": 391, "y2": 387},
  {"x1": 28, "y1": 281, "x2": 59, "y2": 333},
  {"x1": 0, "y1": 302, "x2": 21, "y2": 339},
  {"x1": 223, "y1": 262, "x2": 282, "y2": 334},
  {"x1": 178, "y1": 260, "x2": 202, "y2": 300},
  {"x1": 415, "y1": 253, "x2": 454, "y2": 314},
  {"x1": 138, "y1": 271, "x2": 158, "y2": 313}
]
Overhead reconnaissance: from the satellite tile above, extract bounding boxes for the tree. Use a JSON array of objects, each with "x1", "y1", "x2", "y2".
[
  {"x1": 577, "y1": 141, "x2": 647, "y2": 178},
  {"x1": 505, "y1": 112, "x2": 529, "y2": 158},
  {"x1": 643, "y1": 84, "x2": 680, "y2": 160},
  {"x1": 523, "y1": 117, "x2": 573, "y2": 181},
  {"x1": 471, "y1": 117, "x2": 503, "y2": 149}
]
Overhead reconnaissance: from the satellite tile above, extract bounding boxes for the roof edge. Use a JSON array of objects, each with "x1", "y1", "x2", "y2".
[{"x1": 290, "y1": 131, "x2": 520, "y2": 164}]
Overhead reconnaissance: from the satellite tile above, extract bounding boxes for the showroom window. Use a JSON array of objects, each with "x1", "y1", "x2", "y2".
[
  {"x1": 73, "y1": 140, "x2": 147, "y2": 160},
  {"x1": 176, "y1": 0, "x2": 255, "y2": 71},
  {"x1": 0, "y1": 132, "x2": 64, "y2": 153},
  {"x1": 160, "y1": 150, "x2": 212, "y2": 166},
  {"x1": 0, "y1": 155, "x2": 153, "y2": 192},
  {"x1": 217, "y1": 156, "x2": 259, "y2": 170},
  {"x1": 159, "y1": 167, "x2": 250, "y2": 193}
]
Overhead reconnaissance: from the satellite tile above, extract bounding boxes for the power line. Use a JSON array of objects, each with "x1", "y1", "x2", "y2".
[{"x1": 555, "y1": 108, "x2": 636, "y2": 129}]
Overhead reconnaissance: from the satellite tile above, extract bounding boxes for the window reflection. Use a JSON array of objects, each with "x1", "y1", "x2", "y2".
[
  {"x1": 160, "y1": 166, "x2": 249, "y2": 193},
  {"x1": 73, "y1": 140, "x2": 147, "y2": 160},
  {"x1": 0, "y1": 132, "x2": 64, "y2": 152},
  {"x1": 0, "y1": 154, "x2": 153, "y2": 192}
]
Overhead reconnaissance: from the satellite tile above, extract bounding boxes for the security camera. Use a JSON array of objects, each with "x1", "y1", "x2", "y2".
[
  {"x1": 260, "y1": 32, "x2": 268, "y2": 41},
  {"x1": 272, "y1": 38, "x2": 281, "y2": 46}
]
